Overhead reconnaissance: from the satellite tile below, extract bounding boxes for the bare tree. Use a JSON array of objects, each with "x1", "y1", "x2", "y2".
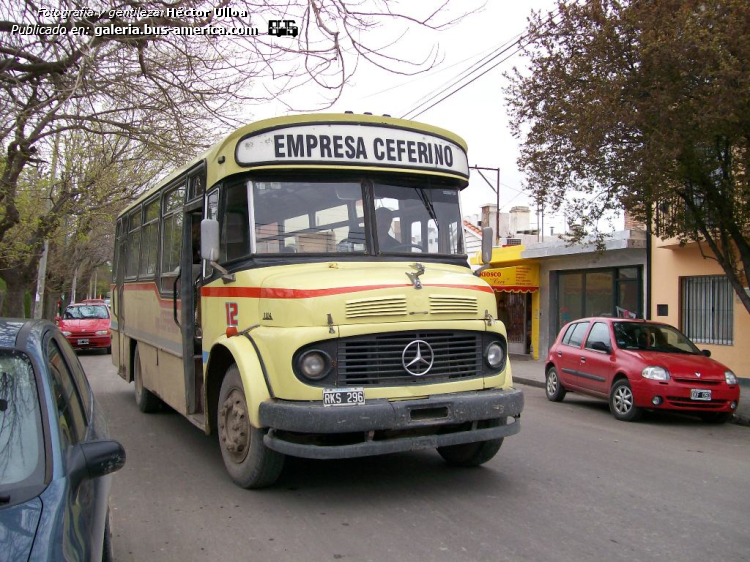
[
  {"x1": 1, "y1": 0, "x2": 476, "y2": 315},
  {"x1": 1, "y1": 0, "x2": 472, "y2": 238},
  {"x1": 0, "y1": 130, "x2": 160, "y2": 316}
]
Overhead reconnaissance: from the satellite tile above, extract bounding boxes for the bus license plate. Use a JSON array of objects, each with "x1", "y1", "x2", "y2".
[
  {"x1": 77, "y1": 339, "x2": 89, "y2": 345},
  {"x1": 323, "y1": 388, "x2": 365, "y2": 407},
  {"x1": 691, "y1": 389, "x2": 712, "y2": 401}
]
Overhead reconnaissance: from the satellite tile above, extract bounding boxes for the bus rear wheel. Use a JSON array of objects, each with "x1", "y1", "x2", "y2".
[{"x1": 217, "y1": 365, "x2": 284, "y2": 489}]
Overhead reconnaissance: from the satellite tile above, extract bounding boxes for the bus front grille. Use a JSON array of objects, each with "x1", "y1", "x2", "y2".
[
  {"x1": 429, "y1": 295, "x2": 478, "y2": 315},
  {"x1": 346, "y1": 296, "x2": 408, "y2": 319},
  {"x1": 337, "y1": 331, "x2": 482, "y2": 386}
]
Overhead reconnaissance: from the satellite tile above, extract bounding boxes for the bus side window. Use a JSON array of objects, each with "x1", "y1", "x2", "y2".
[
  {"x1": 161, "y1": 183, "x2": 185, "y2": 292},
  {"x1": 140, "y1": 198, "x2": 160, "y2": 277},
  {"x1": 204, "y1": 189, "x2": 219, "y2": 277},
  {"x1": 125, "y1": 207, "x2": 142, "y2": 279},
  {"x1": 220, "y1": 183, "x2": 250, "y2": 262}
]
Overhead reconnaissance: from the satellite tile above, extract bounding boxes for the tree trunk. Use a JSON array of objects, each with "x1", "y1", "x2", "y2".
[
  {"x1": 70, "y1": 265, "x2": 79, "y2": 304},
  {"x1": 3, "y1": 275, "x2": 30, "y2": 318},
  {"x1": 44, "y1": 288, "x2": 60, "y2": 321}
]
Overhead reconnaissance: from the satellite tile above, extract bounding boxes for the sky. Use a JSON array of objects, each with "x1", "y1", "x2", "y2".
[{"x1": 241, "y1": 0, "x2": 616, "y2": 239}]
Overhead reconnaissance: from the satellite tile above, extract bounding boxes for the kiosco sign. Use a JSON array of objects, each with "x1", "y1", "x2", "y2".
[
  {"x1": 480, "y1": 265, "x2": 539, "y2": 292},
  {"x1": 235, "y1": 123, "x2": 469, "y2": 178}
]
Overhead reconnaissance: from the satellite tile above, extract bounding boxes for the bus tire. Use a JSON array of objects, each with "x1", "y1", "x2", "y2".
[
  {"x1": 134, "y1": 345, "x2": 161, "y2": 413},
  {"x1": 437, "y1": 419, "x2": 503, "y2": 467},
  {"x1": 217, "y1": 365, "x2": 284, "y2": 489}
]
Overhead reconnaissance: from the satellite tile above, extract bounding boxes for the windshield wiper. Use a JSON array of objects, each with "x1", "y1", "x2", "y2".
[{"x1": 416, "y1": 188, "x2": 439, "y2": 230}]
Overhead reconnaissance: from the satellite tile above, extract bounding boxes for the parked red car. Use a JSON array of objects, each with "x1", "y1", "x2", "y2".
[
  {"x1": 545, "y1": 318, "x2": 740, "y2": 423},
  {"x1": 57, "y1": 303, "x2": 112, "y2": 353}
]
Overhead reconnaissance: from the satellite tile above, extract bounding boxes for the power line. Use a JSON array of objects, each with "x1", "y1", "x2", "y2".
[
  {"x1": 354, "y1": 41, "x2": 509, "y2": 102},
  {"x1": 400, "y1": 6, "x2": 568, "y2": 120},
  {"x1": 401, "y1": 30, "x2": 526, "y2": 116},
  {"x1": 401, "y1": 32, "x2": 528, "y2": 120}
]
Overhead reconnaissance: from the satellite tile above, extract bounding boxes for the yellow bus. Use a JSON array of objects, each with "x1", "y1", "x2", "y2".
[{"x1": 111, "y1": 113, "x2": 524, "y2": 488}]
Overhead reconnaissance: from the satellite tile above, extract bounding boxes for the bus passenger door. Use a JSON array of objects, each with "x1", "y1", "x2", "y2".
[{"x1": 180, "y1": 170, "x2": 206, "y2": 420}]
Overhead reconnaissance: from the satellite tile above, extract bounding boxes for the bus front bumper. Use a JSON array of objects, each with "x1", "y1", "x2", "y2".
[{"x1": 258, "y1": 387, "x2": 524, "y2": 460}]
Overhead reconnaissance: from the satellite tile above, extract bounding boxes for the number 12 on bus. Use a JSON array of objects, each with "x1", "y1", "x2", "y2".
[{"x1": 111, "y1": 113, "x2": 523, "y2": 488}]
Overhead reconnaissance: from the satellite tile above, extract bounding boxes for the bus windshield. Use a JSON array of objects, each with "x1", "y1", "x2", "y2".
[
  {"x1": 244, "y1": 179, "x2": 464, "y2": 256},
  {"x1": 373, "y1": 182, "x2": 462, "y2": 254}
]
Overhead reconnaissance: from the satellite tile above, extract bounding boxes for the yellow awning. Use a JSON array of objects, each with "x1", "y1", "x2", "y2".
[{"x1": 480, "y1": 265, "x2": 539, "y2": 292}]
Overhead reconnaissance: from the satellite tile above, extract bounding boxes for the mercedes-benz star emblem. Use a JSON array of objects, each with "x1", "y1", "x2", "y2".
[{"x1": 402, "y1": 340, "x2": 434, "y2": 376}]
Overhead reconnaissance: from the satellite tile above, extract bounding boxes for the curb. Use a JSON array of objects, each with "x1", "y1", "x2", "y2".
[
  {"x1": 513, "y1": 377, "x2": 748, "y2": 428},
  {"x1": 513, "y1": 376, "x2": 544, "y2": 389}
]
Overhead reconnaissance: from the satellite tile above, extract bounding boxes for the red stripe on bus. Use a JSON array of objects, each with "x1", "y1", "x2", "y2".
[
  {"x1": 261, "y1": 284, "x2": 411, "y2": 299},
  {"x1": 425, "y1": 284, "x2": 495, "y2": 294},
  {"x1": 122, "y1": 282, "x2": 179, "y2": 307},
  {"x1": 201, "y1": 286, "x2": 262, "y2": 298},
  {"x1": 201, "y1": 283, "x2": 492, "y2": 299}
]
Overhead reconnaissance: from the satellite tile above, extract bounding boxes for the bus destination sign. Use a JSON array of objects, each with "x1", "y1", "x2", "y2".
[{"x1": 235, "y1": 123, "x2": 469, "y2": 178}]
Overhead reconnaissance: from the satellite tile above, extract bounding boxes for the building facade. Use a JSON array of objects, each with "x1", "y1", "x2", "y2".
[
  {"x1": 475, "y1": 230, "x2": 647, "y2": 360},
  {"x1": 650, "y1": 238, "x2": 749, "y2": 380}
]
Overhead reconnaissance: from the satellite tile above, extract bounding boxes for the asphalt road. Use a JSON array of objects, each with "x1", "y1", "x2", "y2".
[{"x1": 80, "y1": 352, "x2": 750, "y2": 562}]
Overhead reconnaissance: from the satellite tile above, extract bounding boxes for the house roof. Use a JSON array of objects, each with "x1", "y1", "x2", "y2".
[{"x1": 463, "y1": 221, "x2": 482, "y2": 238}]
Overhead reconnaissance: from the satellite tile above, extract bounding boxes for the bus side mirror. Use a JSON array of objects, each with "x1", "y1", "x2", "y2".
[
  {"x1": 201, "y1": 219, "x2": 220, "y2": 261},
  {"x1": 201, "y1": 219, "x2": 235, "y2": 284},
  {"x1": 474, "y1": 227, "x2": 494, "y2": 277},
  {"x1": 481, "y1": 227, "x2": 493, "y2": 265}
]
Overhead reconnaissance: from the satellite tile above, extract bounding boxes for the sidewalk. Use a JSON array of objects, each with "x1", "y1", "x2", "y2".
[
  {"x1": 508, "y1": 355, "x2": 750, "y2": 426},
  {"x1": 508, "y1": 355, "x2": 545, "y2": 389}
]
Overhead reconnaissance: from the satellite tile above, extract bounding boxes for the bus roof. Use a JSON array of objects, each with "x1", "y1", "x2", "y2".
[{"x1": 119, "y1": 113, "x2": 470, "y2": 217}]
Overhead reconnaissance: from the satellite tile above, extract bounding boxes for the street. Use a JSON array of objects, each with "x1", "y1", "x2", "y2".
[{"x1": 81, "y1": 352, "x2": 750, "y2": 562}]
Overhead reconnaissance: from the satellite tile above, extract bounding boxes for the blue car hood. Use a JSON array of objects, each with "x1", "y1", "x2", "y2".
[{"x1": 0, "y1": 496, "x2": 42, "y2": 562}]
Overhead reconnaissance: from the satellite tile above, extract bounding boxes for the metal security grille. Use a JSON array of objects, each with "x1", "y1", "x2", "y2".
[
  {"x1": 681, "y1": 276, "x2": 733, "y2": 345},
  {"x1": 337, "y1": 331, "x2": 483, "y2": 386}
]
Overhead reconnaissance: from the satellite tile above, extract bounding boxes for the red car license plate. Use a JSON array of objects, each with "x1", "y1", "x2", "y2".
[
  {"x1": 690, "y1": 389, "x2": 711, "y2": 401},
  {"x1": 77, "y1": 338, "x2": 89, "y2": 345}
]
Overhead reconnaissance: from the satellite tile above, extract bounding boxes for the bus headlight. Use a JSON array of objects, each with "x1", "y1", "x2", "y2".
[
  {"x1": 298, "y1": 350, "x2": 331, "y2": 380},
  {"x1": 485, "y1": 342, "x2": 505, "y2": 369}
]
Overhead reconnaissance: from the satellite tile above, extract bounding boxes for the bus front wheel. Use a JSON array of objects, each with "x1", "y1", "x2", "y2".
[
  {"x1": 217, "y1": 365, "x2": 285, "y2": 489},
  {"x1": 437, "y1": 419, "x2": 504, "y2": 467}
]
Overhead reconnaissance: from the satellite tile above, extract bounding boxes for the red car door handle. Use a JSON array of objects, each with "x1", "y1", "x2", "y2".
[
  {"x1": 557, "y1": 351, "x2": 562, "y2": 357},
  {"x1": 580, "y1": 357, "x2": 586, "y2": 363}
]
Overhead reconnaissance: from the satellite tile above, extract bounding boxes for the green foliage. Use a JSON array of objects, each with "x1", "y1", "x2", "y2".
[
  {"x1": 506, "y1": 0, "x2": 750, "y2": 312},
  {"x1": 23, "y1": 291, "x2": 31, "y2": 318}
]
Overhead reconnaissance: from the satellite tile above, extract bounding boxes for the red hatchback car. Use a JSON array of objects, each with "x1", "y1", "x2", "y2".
[
  {"x1": 545, "y1": 318, "x2": 740, "y2": 423},
  {"x1": 57, "y1": 303, "x2": 112, "y2": 353}
]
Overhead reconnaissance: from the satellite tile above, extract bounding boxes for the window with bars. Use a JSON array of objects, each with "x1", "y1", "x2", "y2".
[{"x1": 681, "y1": 276, "x2": 733, "y2": 345}]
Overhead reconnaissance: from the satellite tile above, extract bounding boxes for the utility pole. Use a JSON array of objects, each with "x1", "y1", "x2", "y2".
[
  {"x1": 34, "y1": 133, "x2": 60, "y2": 319},
  {"x1": 469, "y1": 166, "x2": 500, "y2": 244}
]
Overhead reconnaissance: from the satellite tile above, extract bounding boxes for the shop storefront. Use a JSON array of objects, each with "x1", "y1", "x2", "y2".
[
  {"x1": 555, "y1": 266, "x2": 643, "y2": 335},
  {"x1": 480, "y1": 262, "x2": 540, "y2": 358},
  {"x1": 473, "y1": 230, "x2": 647, "y2": 360},
  {"x1": 525, "y1": 230, "x2": 647, "y2": 358}
]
